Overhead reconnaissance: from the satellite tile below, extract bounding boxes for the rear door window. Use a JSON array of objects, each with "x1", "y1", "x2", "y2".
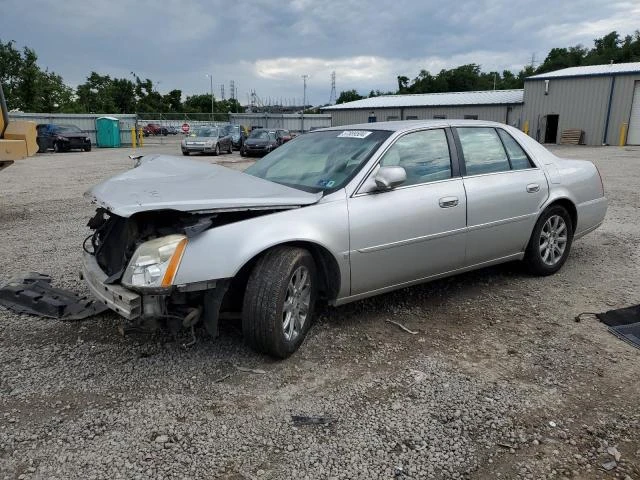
[
  {"x1": 497, "y1": 129, "x2": 534, "y2": 170},
  {"x1": 457, "y1": 127, "x2": 511, "y2": 176}
]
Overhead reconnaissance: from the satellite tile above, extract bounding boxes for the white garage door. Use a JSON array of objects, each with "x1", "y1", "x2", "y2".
[{"x1": 628, "y1": 81, "x2": 640, "y2": 145}]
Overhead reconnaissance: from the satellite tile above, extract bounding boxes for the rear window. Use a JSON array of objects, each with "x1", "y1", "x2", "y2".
[{"x1": 457, "y1": 127, "x2": 511, "y2": 175}]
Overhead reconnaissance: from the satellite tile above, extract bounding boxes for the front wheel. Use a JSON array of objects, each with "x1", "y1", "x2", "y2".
[
  {"x1": 53, "y1": 142, "x2": 61, "y2": 153},
  {"x1": 524, "y1": 205, "x2": 573, "y2": 276},
  {"x1": 240, "y1": 148, "x2": 246, "y2": 157},
  {"x1": 84, "y1": 144, "x2": 91, "y2": 152},
  {"x1": 213, "y1": 143, "x2": 220, "y2": 156},
  {"x1": 242, "y1": 247, "x2": 317, "y2": 358},
  {"x1": 182, "y1": 150, "x2": 189, "y2": 156}
]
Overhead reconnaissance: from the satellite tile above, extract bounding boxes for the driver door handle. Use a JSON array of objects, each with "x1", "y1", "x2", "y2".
[
  {"x1": 526, "y1": 183, "x2": 540, "y2": 193},
  {"x1": 439, "y1": 196, "x2": 459, "y2": 208}
]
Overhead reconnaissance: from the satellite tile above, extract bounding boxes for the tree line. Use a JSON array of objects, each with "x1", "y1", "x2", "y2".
[
  {"x1": 336, "y1": 30, "x2": 640, "y2": 104},
  {"x1": 0, "y1": 40, "x2": 242, "y2": 114},
  {"x1": 2, "y1": 30, "x2": 640, "y2": 112}
]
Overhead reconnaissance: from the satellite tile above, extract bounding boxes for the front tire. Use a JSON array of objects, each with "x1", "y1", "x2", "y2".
[
  {"x1": 524, "y1": 205, "x2": 573, "y2": 276},
  {"x1": 213, "y1": 143, "x2": 220, "y2": 156},
  {"x1": 227, "y1": 142, "x2": 233, "y2": 154},
  {"x1": 53, "y1": 142, "x2": 61, "y2": 153},
  {"x1": 242, "y1": 247, "x2": 317, "y2": 358},
  {"x1": 84, "y1": 144, "x2": 91, "y2": 152},
  {"x1": 182, "y1": 150, "x2": 189, "y2": 156}
]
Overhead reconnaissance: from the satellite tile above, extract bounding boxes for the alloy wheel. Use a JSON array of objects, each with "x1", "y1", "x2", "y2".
[
  {"x1": 282, "y1": 266, "x2": 311, "y2": 342},
  {"x1": 539, "y1": 214, "x2": 568, "y2": 266}
]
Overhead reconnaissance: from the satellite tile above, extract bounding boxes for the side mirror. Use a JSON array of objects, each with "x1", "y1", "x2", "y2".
[{"x1": 374, "y1": 166, "x2": 406, "y2": 190}]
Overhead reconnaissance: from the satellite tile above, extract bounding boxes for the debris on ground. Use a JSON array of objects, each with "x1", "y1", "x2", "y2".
[
  {"x1": 291, "y1": 415, "x2": 335, "y2": 426},
  {"x1": 0, "y1": 272, "x2": 108, "y2": 320},
  {"x1": 601, "y1": 460, "x2": 617, "y2": 471},
  {"x1": 234, "y1": 365, "x2": 267, "y2": 374},
  {"x1": 385, "y1": 319, "x2": 418, "y2": 335}
]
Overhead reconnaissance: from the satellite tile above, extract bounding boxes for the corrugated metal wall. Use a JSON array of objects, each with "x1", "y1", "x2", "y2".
[
  {"x1": 606, "y1": 75, "x2": 640, "y2": 145},
  {"x1": 522, "y1": 74, "x2": 640, "y2": 145},
  {"x1": 8, "y1": 113, "x2": 137, "y2": 146},
  {"x1": 230, "y1": 113, "x2": 331, "y2": 132},
  {"x1": 328, "y1": 104, "x2": 521, "y2": 127}
]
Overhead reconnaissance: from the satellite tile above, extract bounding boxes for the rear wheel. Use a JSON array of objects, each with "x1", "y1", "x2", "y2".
[
  {"x1": 84, "y1": 144, "x2": 91, "y2": 152},
  {"x1": 524, "y1": 205, "x2": 573, "y2": 276},
  {"x1": 242, "y1": 247, "x2": 317, "y2": 358}
]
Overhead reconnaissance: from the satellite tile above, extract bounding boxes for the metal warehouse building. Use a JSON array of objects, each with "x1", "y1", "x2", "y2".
[
  {"x1": 322, "y1": 90, "x2": 524, "y2": 127},
  {"x1": 522, "y1": 62, "x2": 640, "y2": 146}
]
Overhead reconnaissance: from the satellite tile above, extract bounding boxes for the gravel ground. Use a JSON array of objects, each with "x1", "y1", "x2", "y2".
[{"x1": 1, "y1": 143, "x2": 639, "y2": 480}]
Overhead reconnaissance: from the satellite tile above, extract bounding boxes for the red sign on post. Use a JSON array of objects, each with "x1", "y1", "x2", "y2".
[{"x1": 181, "y1": 123, "x2": 190, "y2": 133}]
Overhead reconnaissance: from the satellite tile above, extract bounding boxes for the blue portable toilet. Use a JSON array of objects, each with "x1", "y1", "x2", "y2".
[{"x1": 96, "y1": 117, "x2": 121, "y2": 148}]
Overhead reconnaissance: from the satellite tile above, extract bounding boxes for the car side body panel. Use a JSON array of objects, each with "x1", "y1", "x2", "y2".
[{"x1": 173, "y1": 191, "x2": 351, "y2": 298}]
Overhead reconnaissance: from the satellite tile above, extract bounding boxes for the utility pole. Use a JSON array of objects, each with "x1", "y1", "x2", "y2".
[
  {"x1": 206, "y1": 74, "x2": 214, "y2": 120},
  {"x1": 301, "y1": 74, "x2": 308, "y2": 133},
  {"x1": 329, "y1": 71, "x2": 337, "y2": 104}
]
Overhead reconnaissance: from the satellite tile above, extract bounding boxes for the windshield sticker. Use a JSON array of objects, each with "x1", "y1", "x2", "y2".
[
  {"x1": 337, "y1": 130, "x2": 372, "y2": 139},
  {"x1": 316, "y1": 179, "x2": 336, "y2": 188}
]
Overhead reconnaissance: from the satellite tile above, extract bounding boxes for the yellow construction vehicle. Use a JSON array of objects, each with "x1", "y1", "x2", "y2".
[{"x1": 0, "y1": 83, "x2": 38, "y2": 172}]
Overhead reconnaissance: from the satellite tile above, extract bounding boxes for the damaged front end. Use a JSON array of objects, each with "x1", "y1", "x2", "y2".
[{"x1": 81, "y1": 208, "x2": 268, "y2": 339}]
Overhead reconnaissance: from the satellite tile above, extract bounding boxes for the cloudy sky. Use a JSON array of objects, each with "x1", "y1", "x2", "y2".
[{"x1": 2, "y1": 0, "x2": 638, "y2": 105}]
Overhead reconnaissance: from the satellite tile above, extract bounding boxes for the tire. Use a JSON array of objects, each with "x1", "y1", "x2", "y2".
[
  {"x1": 242, "y1": 247, "x2": 317, "y2": 358},
  {"x1": 53, "y1": 142, "x2": 60, "y2": 153},
  {"x1": 240, "y1": 148, "x2": 246, "y2": 157},
  {"x1": 182, "y1": 150, "x2": 189, "y2": 156},
  {"x1": 524, "y1": 205, "x2": 574, "y2": 276},
  {"x1": 213, "y1": 144, "x2": 220, "y2": 156},
  {"x1": 227, "y1": 142, "x2": 232, "y2": 154},
  {"x1": 37, "y1": 140, "x2": 46, "y2": 153},
  {"x1": 84, "y1": 144, "x2": 91, "y2": 152}
]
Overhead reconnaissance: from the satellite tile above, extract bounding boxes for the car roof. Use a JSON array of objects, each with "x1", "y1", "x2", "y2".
[{"x1": 320, "y1": 119, "x2": 506, "y2": 132}]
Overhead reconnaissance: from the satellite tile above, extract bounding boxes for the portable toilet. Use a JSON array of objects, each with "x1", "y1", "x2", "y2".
[{"x1": 96, "y1": 117, "x2": 121, "y2": 148}]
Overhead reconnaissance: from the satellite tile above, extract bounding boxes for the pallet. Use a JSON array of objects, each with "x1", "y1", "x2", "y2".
[{"x1": 560, "y1": 129, "x2": 584, "y2": 145}]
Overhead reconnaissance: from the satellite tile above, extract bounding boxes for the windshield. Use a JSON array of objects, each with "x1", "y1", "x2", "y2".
[
  {"x1": 249, "y1": 130, "x2": 276, "y2": 140},
  {"x1": 55, "y1": 124, "x2": 82, "y2": 133},
  {"x1": 193, "y1": 127, "x2": 217, "y2": 137},
  {"x1": 244, "y1": 129, "x2": 391, "y2": 193}
]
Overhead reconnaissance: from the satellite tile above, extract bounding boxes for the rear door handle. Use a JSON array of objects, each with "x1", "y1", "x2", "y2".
[
  {"x1": 439, "y1": 196, "x2": 459, "y2": 208},
  {"x1": 526, "y1": 183, "x2": 540, "y2": 193}
]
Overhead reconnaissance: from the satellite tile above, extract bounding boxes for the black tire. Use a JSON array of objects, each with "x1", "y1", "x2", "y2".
[
  {"x1": 242, "y1": 247, "x2": 317, "y2": 358},
  {"x1": 53, "y1": 142, "x2": 60, "y2": 153},
  {"x1": 524, "y1": 205, "x2": 574, "y2": 276},
  {"x1": 227, "y1": 142, "x2": 232, "y2": 154},
  {"x1": 182, "y1": 150, "x2": 189, "y2": 156},
  {"x1": 37, "y1": 140, "x2": 46, "y2": 153},
  {"x1": 213, "y1": 144, "x2": 220, "y2": 156},
  {"x1": 84, "y1": 144, "x2": 92, "y2": 152},
  {"x1": 240, "y1": 147, "x2": 246, "y2": 157}
]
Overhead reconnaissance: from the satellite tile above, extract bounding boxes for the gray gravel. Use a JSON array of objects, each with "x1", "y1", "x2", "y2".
[{"x1": 1, "y1": 143, "x2": 639, "y2": 479}]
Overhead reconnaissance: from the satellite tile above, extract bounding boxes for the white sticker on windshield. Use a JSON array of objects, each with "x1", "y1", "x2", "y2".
[{"x1": 337, "y1": 130, "x2": 372, "y2": 138}]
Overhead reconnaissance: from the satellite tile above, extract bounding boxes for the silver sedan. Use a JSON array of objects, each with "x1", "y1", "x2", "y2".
[
  {"x1": 83, "y1": 120, "x2": 607, "y2": 358},
  {"x1": 181, "y1": 125, "x2": 232, "y2": 156}
]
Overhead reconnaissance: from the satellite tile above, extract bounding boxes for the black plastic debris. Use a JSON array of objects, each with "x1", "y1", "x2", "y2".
[
  {"x1": 0, "y1": 272, "x2": 108, "y2": 321},
  {"x1": 597, "y1": 305, "x2": 640, "y2": 349}
]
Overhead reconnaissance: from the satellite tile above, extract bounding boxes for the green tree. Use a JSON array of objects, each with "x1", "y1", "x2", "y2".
[{"x1": 336, "y1": 89, "x2": 364, "y2": 104}]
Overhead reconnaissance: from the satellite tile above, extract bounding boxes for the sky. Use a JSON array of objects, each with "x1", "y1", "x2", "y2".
[{"x1": 1, "y1": 0, "x2": 638, "y2": 106}]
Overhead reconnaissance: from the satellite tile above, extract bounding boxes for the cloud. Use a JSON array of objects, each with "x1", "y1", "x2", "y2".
[{"x1": 0, "y1": 0, "x2": 636, "y2": 105}]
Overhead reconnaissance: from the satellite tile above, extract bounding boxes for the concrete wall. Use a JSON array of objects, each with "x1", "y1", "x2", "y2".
[
  {"x1": 8, "y1": 113, "x2": 137, "y2": 146},
  {"x1": 522, "y1": 74, "x2": 640, "y2": 145},
  {"x1": 327, "y1": 104, "x2": 522, "y2": 127}
]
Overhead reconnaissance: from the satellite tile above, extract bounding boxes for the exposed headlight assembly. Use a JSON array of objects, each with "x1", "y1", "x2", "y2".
[{"x1": 122, "y1": 234, "x2": 187, "y2": 289}]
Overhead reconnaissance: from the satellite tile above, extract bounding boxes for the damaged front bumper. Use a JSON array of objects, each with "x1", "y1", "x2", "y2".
[{"x1": 81, "y1": 252, "x2": 142, "y2": 319}]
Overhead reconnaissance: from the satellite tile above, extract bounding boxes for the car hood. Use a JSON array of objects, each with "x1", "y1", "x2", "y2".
[
  {"x1": 184, "y1": 136, "x2": 218, "y2": 142},
  {"x1": 246, "y1": 138, "x2": 270, "y2": 145},
  {"x1": 85, "y1": 154, "x2": 322, "y2": 217}
]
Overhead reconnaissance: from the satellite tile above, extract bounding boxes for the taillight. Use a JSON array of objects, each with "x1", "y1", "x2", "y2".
[{"x1": 595, "y1": 165, "x2": 605, "y2": 196}]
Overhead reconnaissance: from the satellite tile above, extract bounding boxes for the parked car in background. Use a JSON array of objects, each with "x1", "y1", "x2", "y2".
[
  {"x1": 275, "y1": 129, "x2": 292, "y2": 144},
  {"x1": 166, "y1": 126, "x2": 178, "y2": 135},
  {"x1": 36, "y1": 124, "x2": 91, "y2": 153},
  {"x1": 143, "y1": 123, "x2": 168, "y2": 136},
  {"x1": 181, "y1": 125, "x2": 232, "y2": 155},
  {"x1": 228, "y1": 124, "x2": 246, "y2": 150},
  {"x1": 240, "y1": 129, "x2": 280, "y2": 157},
  {"x1": 82, "y1": 120, "x2": 608, "y2": 358}
]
